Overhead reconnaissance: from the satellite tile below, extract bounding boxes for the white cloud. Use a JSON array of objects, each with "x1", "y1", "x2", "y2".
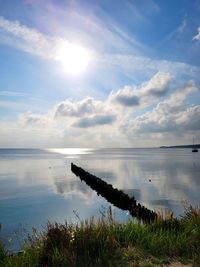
[
  {"x1": 1, "y1": 16, "x2": 199, "y2": 85},
  {"x1": 73, "y1": 114, "x2": 116, "y2": 128},
  {"x1": 18, "y1": 77, "x2": 198, "y2": 136},
  {"x1": 54, "y1": 97, "x2": 106, "y2": 118},
  {"x1": 109, "y1": 86, "x2": 140, "y2": 107},
  {"x1": 0, "y1": 15, "x2": 199, "y2": 100},
  {"x1": 176, "y1": 105, "x2": 200, "y2": 131},
  {"x1": 122, "y1": 81, "x2": 198, "y2": 135},
  {"x1": 52, "y1": 97, "x2": 116, "y2": 128},
  {"x1": 141, "y1": 71, "x2": 172, "y2": 96},
  {"x1": 0, "y1": 15, "x2": 142, "y2": 63},
  {"x1": 50, "y1": 4, "x2": 146, "y2": 54},
  {"x1": 20, "y1": 96, "x2": 116, "y2": 129},
  {"x1": 193, "y1": 26, "x2": 200, "y2": 41},
  {"x1": 19, "y1": 112, "x2": 51, "y2": 126},
  {"x1": 3, "y1": 75, "x2": 198, "y2": 147},
  {"x1": 0, "y1": 90, "x2": 27, "y2": 97},
  {"x1": 0, "y1": 16, "x2": 92, "y2": 64},
  {"x1": 0, "y1": 16, "x2": 56, "y2": 59},
  {"x1": 102, "y1": 54, "x2": 200, "y2": 88},
  {"x1": 24, "y1": 72, "x2": 171, "y2": 130},
  {"x1": 109, "y1": 71, "x2": 172, "y2": 107}
]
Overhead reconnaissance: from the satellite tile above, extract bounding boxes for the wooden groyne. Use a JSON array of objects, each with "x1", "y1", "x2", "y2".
[{"x1": 71, "y1": 163, "x2": 157, "y2": 223}]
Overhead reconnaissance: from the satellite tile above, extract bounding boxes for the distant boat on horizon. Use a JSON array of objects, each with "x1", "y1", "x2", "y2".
[{"x1": 192, "y1": 137, "x2": 198, "y2": 153}]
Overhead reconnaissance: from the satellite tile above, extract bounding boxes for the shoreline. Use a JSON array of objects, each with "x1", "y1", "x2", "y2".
[{"x1": 0, "y1": 205, "x2": 199, "y2": 267}]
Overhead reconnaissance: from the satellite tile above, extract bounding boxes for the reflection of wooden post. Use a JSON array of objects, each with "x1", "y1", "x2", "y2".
[{"x1": 71, "y1": 163, "x2": 157, "y2": 223}]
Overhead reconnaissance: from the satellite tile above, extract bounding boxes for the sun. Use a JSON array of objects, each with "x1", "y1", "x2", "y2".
[{"x1": 56, "y1": 42, "x2": 92, "y2": 76}]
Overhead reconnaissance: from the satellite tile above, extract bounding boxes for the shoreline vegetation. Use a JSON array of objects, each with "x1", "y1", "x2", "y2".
[
  {"x1": 0, "y1": 164, "x2": 200, "y2": 266},
  {"x1": 0, "y1": 205, "x2": 200, "y2": 267}
]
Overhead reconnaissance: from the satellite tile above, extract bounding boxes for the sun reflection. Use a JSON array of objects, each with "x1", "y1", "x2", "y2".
[{"x1": 47, "y1": 148, "x2": 93, "y2": 155}]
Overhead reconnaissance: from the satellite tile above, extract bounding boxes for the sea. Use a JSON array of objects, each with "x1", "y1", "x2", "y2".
[{"x1": 0, "y1": 148, "x2": 200, "y2": 251}]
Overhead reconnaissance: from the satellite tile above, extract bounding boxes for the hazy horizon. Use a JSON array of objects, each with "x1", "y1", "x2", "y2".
[{"x1": 0, "y1": 143, "x2": 199, "y2": 149}]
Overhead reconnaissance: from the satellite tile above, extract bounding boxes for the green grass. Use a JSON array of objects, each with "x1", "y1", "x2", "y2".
[{"x1": 1, "y1": 206, "x2": 200, "y2": 266}]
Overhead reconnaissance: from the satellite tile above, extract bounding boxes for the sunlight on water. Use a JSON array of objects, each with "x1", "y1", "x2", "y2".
[{"x1": 46, "y1": 148, "x2": 93, "y2": 155}]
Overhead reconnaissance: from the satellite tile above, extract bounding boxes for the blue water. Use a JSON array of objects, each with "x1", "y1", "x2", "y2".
[{"x1": 0, "y1": 148, "x2": 200, "y2": 250}]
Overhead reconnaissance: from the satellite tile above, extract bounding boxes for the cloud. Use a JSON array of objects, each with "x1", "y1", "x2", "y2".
[
  {"x1": 20, "y1": 96, "x2": 116, "y2": 128},
  {"x1": 122, "y1": 81, "x2": 198, "y2": 135},
  {"x1": 0, "y1": 16, "x2": 91, "y2": 63},
  {"x1": 53, "y1": 97, "x2": 116, "y2": 128},
  {"x1": 109, "y1": 71, "x2": 172, "y2": 107},
  {"x1": 193, "y1": 27, "x2": 200, "y2": 41},
  {"x1": 177, "y1": 19, "x2": 187, "y2": 33},
  {"x1": 104, "y1": 53, "x2": 200, "y2": 87},
  {"x1": 109, "y1": 87, "x2": 140, "y2": 107},
  {"x1": 114, "y1": 94, "x2": 139, "y2": 107},
  {"x1": 141, "y1": 71, "x2": 172, "y2": 96},
  {"x1": 0, "y1": 14, "x2": 142, "y2": 64},
  {"x1": 54, "y1": 97, "x2": 105, "y2": 118},
  {"x1": 73, "y1": 114, "x2": 116, "y2": 128},
  {"x1": 0, "y1": 16, "x2": 55, "y2": 59},
  {"x1": 0, "y1": 16, "x2": 199, "y2": 91},
  {"x1": 19, "y1": 112, "x2": 51, "y2": 126},
  {"x1": 0, "y1": 90, "x2": 27, "y2": 97},
  {"x1": 13, "y1": 75, "x2": 199, "y2": 147},
  {"x1": 18, "y1": 74, "x2": 197, "y2": 131},
  {"x1": 176, "y1": 105, "x2": 200, "y2": 131},
  {"x1": 51, "y1": 72, "x2": 173, "y2": 130}
]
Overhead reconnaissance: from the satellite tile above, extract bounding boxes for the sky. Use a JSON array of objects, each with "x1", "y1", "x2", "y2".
[{"x1": 0, "y1": 0, "x2": 200, "y2": 148}]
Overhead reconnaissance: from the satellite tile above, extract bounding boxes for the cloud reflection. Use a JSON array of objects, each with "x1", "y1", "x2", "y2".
[{"x1": 54, "y1": 148, "x2": 200, "y2": 216}]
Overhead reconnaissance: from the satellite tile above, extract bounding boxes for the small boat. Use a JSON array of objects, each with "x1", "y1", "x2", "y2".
[{"x1": 192, "y1": 137, "x2": 198, "y2": 152}]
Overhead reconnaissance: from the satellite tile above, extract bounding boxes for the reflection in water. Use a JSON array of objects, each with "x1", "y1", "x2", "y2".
[
  {"x1": 0, "y1": 148, "x2": 200, "y2": 249},
  {"x1": 54, "y1": 177, "x2": 95, "y2": 204},
  {"x1": 49, "y1": 148, "x2": 200, "y2": 217},
  {"x1": 47, "y1": 148, "x2": 93, "y2": 155}
]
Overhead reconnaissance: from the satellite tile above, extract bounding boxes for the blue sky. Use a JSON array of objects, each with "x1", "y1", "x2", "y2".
[{"x1": 0, "y1": 0, "x2": 200, "y2": 148}]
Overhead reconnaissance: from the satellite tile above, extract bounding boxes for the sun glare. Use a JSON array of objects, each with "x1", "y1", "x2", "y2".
[{"x1": 56, "y1": 42, "x2": 92, "y2": 75}]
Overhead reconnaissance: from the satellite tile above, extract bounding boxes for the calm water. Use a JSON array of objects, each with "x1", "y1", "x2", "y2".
[{"x1": 0, "y1": 148, "x2": 200, "y2": 250}]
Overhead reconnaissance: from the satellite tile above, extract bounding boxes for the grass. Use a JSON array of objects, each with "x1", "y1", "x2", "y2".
[{"x1": 0, "y1": 206, "x2": 200, "y2": 267}]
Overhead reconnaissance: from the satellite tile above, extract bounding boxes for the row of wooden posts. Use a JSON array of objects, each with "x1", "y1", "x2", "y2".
[{"x1": 71, "y1": 163, "x2": 157, "y2": 223}]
